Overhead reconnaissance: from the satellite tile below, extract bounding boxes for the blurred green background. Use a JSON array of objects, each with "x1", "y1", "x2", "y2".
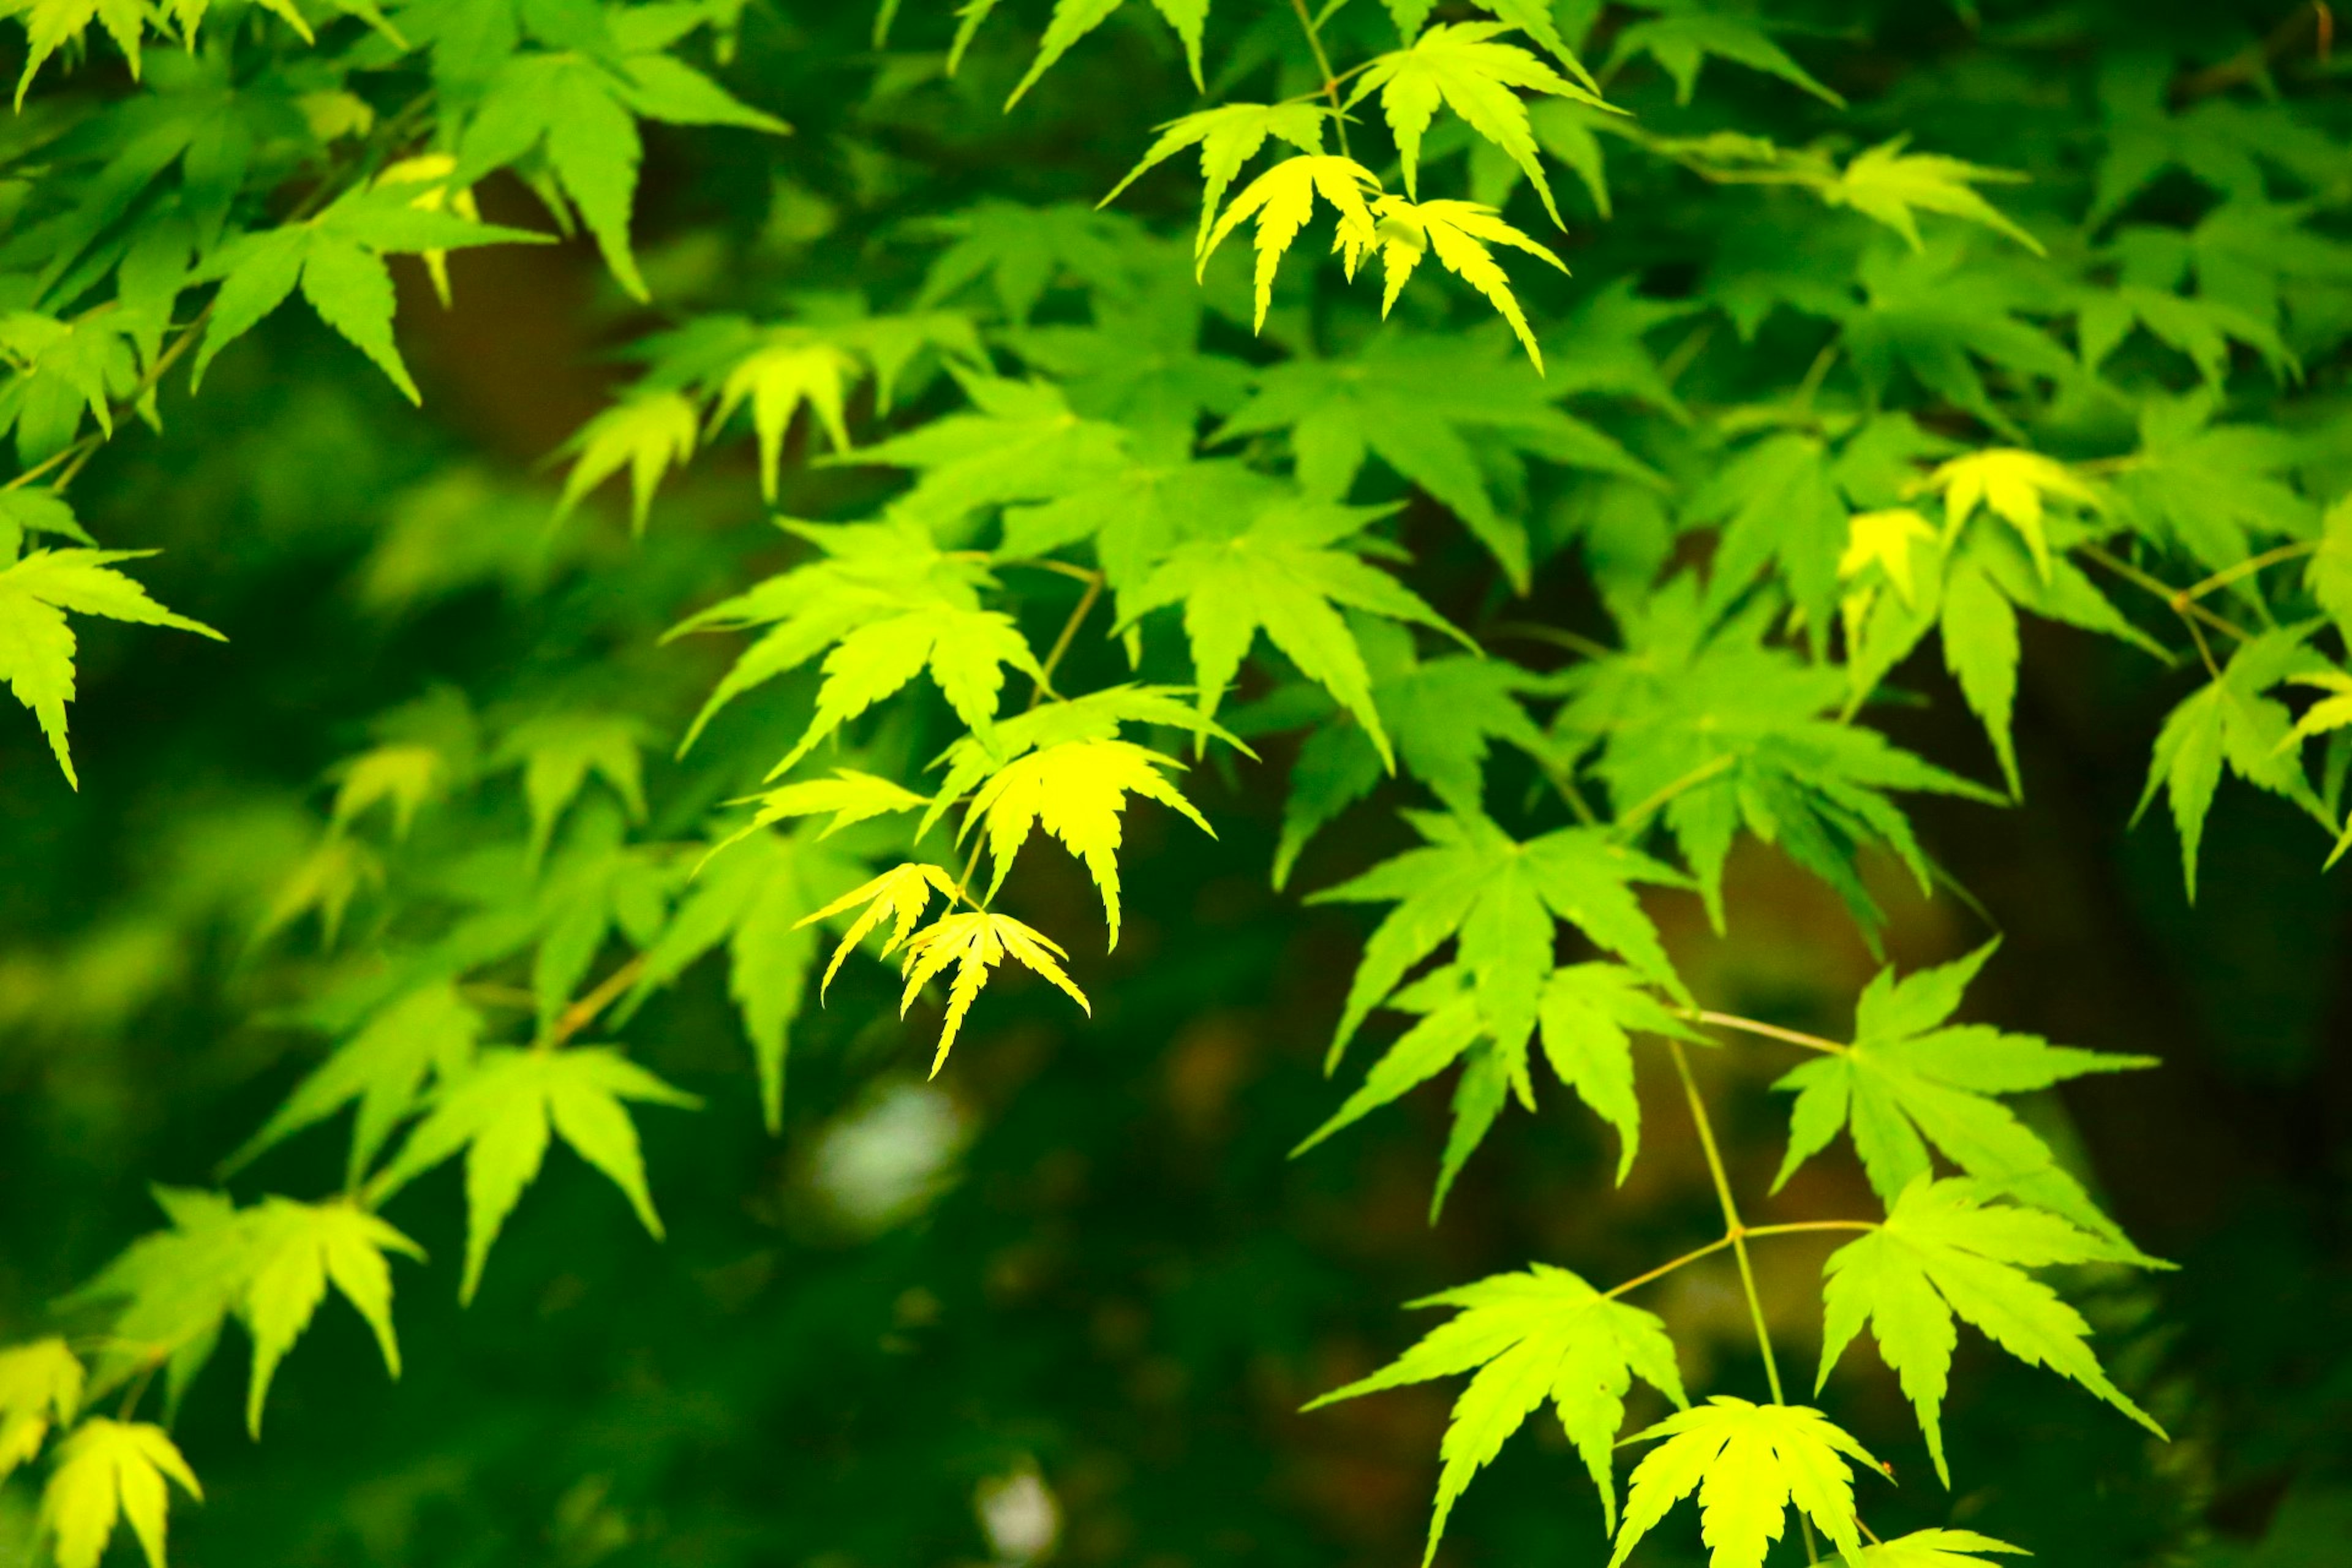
[{"x1": 2, "y1": 4, "x2": 2348, "y2": 1566}]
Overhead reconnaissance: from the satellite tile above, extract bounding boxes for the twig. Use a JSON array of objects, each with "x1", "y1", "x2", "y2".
[
  {"x1": 535, "y1": 953, "x2": 650, "y2": 1051},
  {"x1": 2079, "y1": 545, "x2": 2252, "y2": 644},
  {"x1": 1687, "y1": 1008, "x2": 1849, "y2": 1056},
  {"x1": 1288, "y1": 0, "x2": 1351, "y2": 157},
  {"x1": 1028, "y1": 568, "x2": 1104, "y2": 709}
]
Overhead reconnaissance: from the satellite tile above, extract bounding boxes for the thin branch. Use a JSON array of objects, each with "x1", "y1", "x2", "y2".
[
  {"x1": 1610, "y1": 753, "x2": 1735, "y2": 841},
  {"x1": 1028, "y1": 568, "x2": 1103, "y2": 709},
  {"x1": 1687, "y1": 1008, "x2": 1849, "y2": 1056},
  {"x1": 2180, "y1": 540, "x2": 2316, "y2": 605},
  {"x1": 2079, "y1": 544, "x2": 2252, "y2": 644},
  {"x1": 1288, "y1": 0, "x2": 1351, "y2": 157},
  {"x1": 1605, "y1": 1236, "x2": 1736, "y2": 1298},
  {"x1": 535, "y1": 953, "x2": 650, "y2": 1052},
  {"x1": 1665, "y1": 1040, "x2": 1792, "y2": 1408}
]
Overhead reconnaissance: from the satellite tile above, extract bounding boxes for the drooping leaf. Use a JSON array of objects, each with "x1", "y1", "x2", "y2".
[
  {"x1": 373, "y1": 1048, "x2": 699, "y2": 1302},
  {"x1": 1818, "y1": 1176, "x2": 2164, "y2": 1486},
  {"x1": 556, "y1": 392, "x2": 698, "y2": 533},
  {"x1": 238, "y1": 1199, "x2": 423, "y2": 1436},
  {"x1": 1822, "y1": 140, "x2": 2041, "y2": 255},
  {"x1": 795, "y1": 861, "x2": 966, "y2": 997},
  {"x1": 1197, "y1": 155, "x2": 1381, "y2": 332},
  {"x1": 1353, "y1": 195, "x2": 1569, "y2": 371},
  {"x1": 0, "y1": 1339, "x2": 83, "y2": 1483},
  {"x1": 489, "y1": 712, "x2": 649, "y2": 867},
  {"x1": 1605, "y1": 1, "x2": 1844, "y2": 106},
  {"x1": 1101, "y1": 103, "x2": 1332, "y2": 250},
  {"x1": 895, "y1": 911, "x2": 1090, "y2": 1073},
  {"x1": 1305, "y1": 1262, "x2": 1686, "y2": 1558},
  {"x1": 1857, "y1": 1531, "x2": 2029, "y2": 1568},
  {"x1": 39, "y1": 1420, "x2": 202, "y2": 1568}
]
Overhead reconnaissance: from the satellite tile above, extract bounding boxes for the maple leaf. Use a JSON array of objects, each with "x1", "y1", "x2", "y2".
[
  {"x1": 374, "y1": 1047, "x2": 699, "y2": 1302},
  {"x1": 1102, "y1": 102, "x2": 1333, "y2": 250},
  {"x1": 896, "y1": 911, "x2": 1090, "y2": 1074},
  {"x1": 1218, "y1": 331, "x2": 1660, "y2": 589},
  {"x1": 0, "y1": 310, "x2": 134, "y2": 465},
  {"x1": 2087, "y1": 53, "x2": 2344, "y2": 226},
  {"x1": 63, "y1": 1190, "x2": 254, "y2": 1411},
  {"x1": 190, "y1": 187, "x2": 547, "y2": 401},
  {"x1": 1348, "y1": 22, "x2": 1610, "y2": 232},
  {"x1": 2112, "y1": 391, "x2": 2316, "y2": 576},
  {"x1": 714, "y1": 339, "x2": 860, "y2": 500},
  {"x1": 722, "y1": 769, "x2": 929, "y2": 851},
  {"x1": 227, "y1": 981, "x2": 483, "y2": 1184},
  {"x1": 373, "y1": 154, "x2": 483, "y2": 307},
  {"x1": 1354, "y1": 195, "x2": 1569, "y2": 371},
  {"x1": 1117, "y1": 496, "x2": 1467, "y2": 764},
  {"x1": 0, "y1": 488, "x2": 94, "y2": 560},
  {"x1": 1613, "y1": 1397, "x2": 1883, "y2": 1568},
  {"x1": 913, "y1": 201, "x2": 1144, "y2": 325},
  {"x1": 2136, "y1": 627, "x2": 2334, "y2": 899},
  {"x1": 1773, "y1": 944, "x2": 2156, "y2": 1242},
  {"x1": 0, "y1": 1339, "x2": 82, "y2": 1483},
  {"x1": 796, "y1": 861, "x2": 965, "y2": 997},
  {"x1": 1821, "y1": 140, "x2": 2041, "y2": 255},
  {"x1": 0, "y1": 548, "x2": 222, "y2": 790},
  {"x1": 1605, "y1": 1, "x2": 1844, "y2": 106},
  {"x1": 1197, "y1": 154, "x2": 1381, "y2": 333},
  {"x1": 1684, "y1": 431, "x2": 1850, "y2": 638},
  {"x1": 1923, "y1": 448, "x2": 2100, "y2": 581},
  {"x1": 1314, "y1": 810, "x2": 1686, "y2": 1070},
  {"x1": 329, "y1": 744, "x2": 448, "y2": 839},
  {"x1": 1304, "y1": 1262, "x2": 1686, "y2": 1556},
  {"x1": 489, "y1": 712, "x2": 649, "y2": 868},
  {"x1": 1841, "y1": 508, "x2": 1937, "y2": 606},
  {"x1": 13, "y1": 0, "x2": 146, "y2": 108},
  {"x1": 782, "y1": 601, "x2": 1042, "y2": 775},
  {"x1": 1858, "y1": 1531, "x2": 2029, "y2": 1568},
  {"x1": 39, "y1": 1419, "x2": 201, "y2": 1568},
  {"x1": 237, "y1": 1199, "x2": 423, "y2": 1436},
  {"x1": 1819, "y1": 1176, "x2": 2164, "y2": 1485},
  {"x1": 1001, "y1": 0, "x2": 1208, "y2": 107},
  {"x1": 556, "y1": 392, "x2": 698, "y2": 533},
  {"x1": 965, "y1": 738, "x2": 1212, "y2": 948},
  {"x1": 624, "y1": 824, "x2": 869, "y2": 1129},
  {"x1": 1539, "y1": 962, "x2": 1696, "y2": 1181},
  {"x1": 1839, "y1": 241, "x2": 2080, "y2": 438},
  {"x1": 833, "y1": 374, "x2": 1130, "y2": 527}
]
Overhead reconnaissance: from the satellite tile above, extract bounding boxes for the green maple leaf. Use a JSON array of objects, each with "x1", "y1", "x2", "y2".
[
  {"x1": 2307, "y1": 495, "x2": 2352, "y2": 649},
  {"x1": 1858, "y1": 1531, "x2": 2028, "y2": 1568},
  {"x1": 192, "y1": 189, "x2": 548, "y2": 401},
  {"x1": 913, "y1": 202, "x2": 1146, "y2": 325},
  {"x1": 63, "y1": 1189, "x2": 255, "y2": 1411},
  {"x1": 555, "y1": 392, "x2": 698, "y2": 533},
  {"x1": 12, "y1": 0, "x2": 147, "y2": 107},
  {"x1": 454, "y1": 37, "x2": 784, "y2": 300},
  {"x1": 1218, "y1": 331, "x2": 1660, "y2": 589},
  {"x1": 1683, "y1": 430, "x2": 1849, "y2": 638},
  {"x1": 0, "y1": 1339, "x2": 83, "y2": 1483},
  {"x1": 624, "y1": 826, "x2": 868, "y2": 1131},
  {"x1": 1838, "y1": 240, "x2": 2078, "y2": 438},
  {"x1": 1348, "y1": 21, "x2": 1610, "y2": 230},
  {"x1": 238, "y1": 1199, "x2": 422, "y2": 1436},
  {"x1": 2136, "y1": 625, "x2": 2333, "y2": 899},
  {"x1": 489, "y1": 712, "x2": 649, "y2": 868},
  {"x1": 998, "y1": 456, "x2": 1282, "y2": 619},
  {"x1": 0, "y1": 310, "x2": 134, "y2": 464},
  {"x1": 834, "y1": 373, "x2": 1131, "y2": 528},
  {"x1": 1773, "y1": 943, "x2": 2156, "y2": 1241},
  {"x1": 924, "y1": 683, "x2": 1245, "y2": 834},
  {"x1": 1612, "y1": 1397, "x2": 1882, "y2": 1568},
  {"x1": 227, "y1": 982, "x2": 484, "y2": 1184},
  {"x1": 1820, "y1": 139, "x2": 2040, "y2": 255},
  {"x1": 1001, "y1": 262, "x2": 1254, "y2": 453},
  {"x1": 1313, "y1": 809, "x2": 1686, "y2": 1070},
  {"x1": 1305, "y1": 1261, "x2": 1684, "y2": 1558},
  {"x1": 1102, "y1": 102, "x2": 1333, "y2": 251},
  {"x1": 1605, "y1": 1, "x2": 1844, "y2": 106},
  {"x1": 1555, "y1": 578, "x2": 1997, "y2": 930},
  {"x1": 0, "y1": 548, "x2": 223, "y2": 790},
  {"x1": 1117, "y1": 495, "x2": 1468, "y2": 766},
  {"x1": 0, "y1": 488, "x2": 94, "y2": 562},
  {"x1": 998, "y1": 0, "x2": 1208, "y2": 106},
  {"x1": 374, "y1": 1047, "x2": 699, "y2": 1302},
  {"x1": 1819, "y1": 1176, "x2": 2165, "y2": 1486},
  {"x1": 2114, "y1": 391, "x2": 2316, "y2": 576},
  {"x1": 2087, "y1": 54, "x2": 2343, "y2": 226},
  {"x1": 38, "y1": 1419, "x2": 201, "y2": 1568}
]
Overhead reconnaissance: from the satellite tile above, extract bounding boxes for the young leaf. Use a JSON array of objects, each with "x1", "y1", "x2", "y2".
[
  {"x1": 1605, "y1": 2, "x2": 1844, "y2": 106},
  {"x1": 0, "y1": 549, "x2": 223, "y2": 789},
  {"x1": 1003, "y1": 0, "x2": 1208, "y2": 107},
  {"x1": 330, "y1": 744, "x2": 448, "y2": 839},
  {"x1": 238, "y1": 1199, "x2": 423, "y2": 1436},
  {"x1": 1819, "y1": 1177, "x2": 2164, "y2": 1486},
  {"x1": 778, "y1": 603, "x2": 1042, "y2": 773},
  {"x1": 373, "y1": 1048, "x2": 700, "y2": 1302},
  {"x1": 1304, "y1": 1263, "x2": 1686, "y2": 1556},
  {"x1": 2136, "y1": 627, "x2": 2333, "y2": 898},
  {"x1": 59, "y1": 1190, "x2": 254, "y2": 1411},
  {"x1": 1197, "y1": 155, "x2": 1381, "y2": 331},
  {"x1": 1101, "y1": 103, "x2": 1332, "y2": 250},
  {"x1": 796, "y1": 861, "x2": 965, "y2": 997},
  {"x1": 39, "y1": 1420, "x2": 202, "y2": 1568},
  {"x1": 724, "y1": 769, "x2": 929, "y2": 849},
  {"x1": 714, "y1": 339, "x2": 860, "y2": 500},
  {"x1": 1923, "y1": 448, "x2": 2100, "y2": 581},
  {"x1": 1822, "y1": 140, "x2": 2041, "y2": 255},
  {"x1": 1858, "y1": 1531, "x2": 2029, "y2": 1568},
  {"x1": 0, "y1": 1340, "x2": 83, "y2": 1483},
  {"x1": 1772, "y1": 944, "x2": 2156, "y2": 1241},
  {"x1": 556, "y1": 392, "x2": 699, "y2": 533},
  {"x1": 1611, "y1": 1397, "x2": 1882, "y2": 1568},
  {"x1": 489, "y1": 712, "x2": 649, "y2": 868},
  {"x1": 1355, "y1": 195, "x2": 1569, "y2": 371},
  {"x1": 227, "y1": 982, "x2": 483, "y2": 1184},
  {"x1": 895, "y1": 911, "x2": 1091, "y2": 1073},
  {"x1": 965, "y1": 738, "x2": 1213, "y2": 948},
  {"x1": 1347, "y1": 22, "x2": 1608, "y2": 230},
  {"x1": 1117, "y1": 496, "x2": 1466, "y2": 760},
  {"x1": 1539, "y1": 962, "x2": 1694, "y2": 1182},
  {"x1": 834, "y1": 374, "x2": 1129, "y2": 526},
  {"x1": 1312, "y1": 811, "x2": 1686, "y2": 1069}
]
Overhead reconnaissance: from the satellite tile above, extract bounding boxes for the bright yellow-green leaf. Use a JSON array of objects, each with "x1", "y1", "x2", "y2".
[
  {"x1": 796, "y1": 861, "x2": 965, "y2": 997},
  {"x1": 0, "y1": 549, "x2": 223, "y2": 790},
  {"x1": 1857, "y1": 1529, "x2": 2029, "y2": 1567},
  {"x1": 720, "y1": 768, "x2": 929, "y2": 856},
  {"x1": 1611, "y1": 1397, "x2": 1883, "y2": 1568},
  {"x1": 557, "y1": 392, "x2": 699, "y2": 533},
  {"x1": 15, "y1": 0, "x2": 147, "y2": 108},
  {"x1": 0, "y1": 1339, "x2": 83, "y2": 1482},
  {"x1": 1822, "y1": 140, "x2": 2042, "y2": 256},
  {"x1": 1305, "y1": 1262, "x2": 1684, "y2": 1556},
  {"x1": 776, "y1": 603, "x2": 1042, "y2": 774},
  {"x1": 39, "y1": 1419, "x2": 201, "y2": 1568},
  {"x1": 1820, "y1": 1177, "x2": 2165, "y2": 1485},
  {"x1": 1921, "y1": 449, "x2": 2101, "y2": 581},
  {"x1": 715, "y1": 340, "x2": 861, "y2": 500},
  {"x1": 1354, "y1": 194, "x2": 1568, "y2": 370},
  {"x1": 238, "y1": 1199, "x2": 423, "y2": 1435},
  {"x1": 965, "y1": 738, "x2": 1213, "y2": 948},
  {"x1": 255, "y1": 834, "x2": 383, "y2": 947},
  {"x1": 1102, "y1": 102, "x2": 1332, "y2": 251},
  {"x1": 1198, "y1": 155, "x2": 1381, "y2": 333},
  {"x1": 1840, "y1": 508, "x2": 1937, "y2": 605},
  {"x1": 490, "y1": 711, "x2": 649, "y2": 867},
  {"x1": 1349, "y1": 23, "x2": 1610, "y2": 230},
  {"x1": 896, "y1": 910, "x2": 1090, "y2": 1074}
]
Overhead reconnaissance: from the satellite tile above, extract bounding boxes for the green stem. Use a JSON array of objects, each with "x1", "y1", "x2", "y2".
[
  {"x1": 2079, "y1": 544, "x2": 2252, "y2": 644},
  {"x1": 1610, "y1": 753, "x2": 1735, "y2": 842},
  {"x1": 1666, "y1": 1040, "x2": 1790, "y2": 1406},
  {"x1": 1602, "y1": 1221, "x2": 1877, "y2": 1301},
  {"x1": 1028, "y1": 569, "x2": 1103, "y2": 709},
  {"x1": 1287, "y1": 0, "x2": 1351, "y2": 157},
  {"x1": 1687, "y1": 1008, "x2": 1849, "y2": 1056},
  {"x1": 2181, "y1": 540, "x2": 2316, "y2": 604}
]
